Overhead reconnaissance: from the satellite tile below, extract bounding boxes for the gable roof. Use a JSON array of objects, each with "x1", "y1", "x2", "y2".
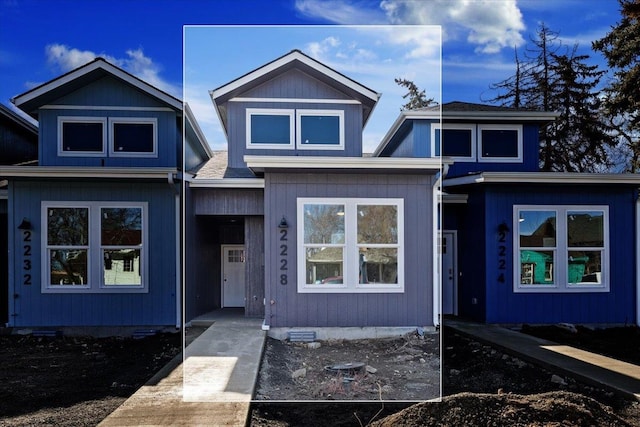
[
  {"x1": 373, "y1": 101, "x2": 560, "y2": 156},
  {"x1": 210, "y1": 50, "x2": 380, "y2": 136},
  {"x1": 12, "y1": 58, "x2": 182, "y2": 118},
  {"x1": 0, "y1": 103, "x2": 38, "y2": 135}
]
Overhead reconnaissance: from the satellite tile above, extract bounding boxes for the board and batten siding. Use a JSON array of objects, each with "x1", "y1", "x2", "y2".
[
  {"x1": 264, "y1": 172, "x2": 436, "y2": 328},
  {"x1": 481, "y1": 184, "x2": 636, "y2": 324},
  {"x1": 8, "y1": 180, "x2": 178, "y2": 327},
  {"x1": 193, "y1": 188, "x2": 264, "y2": 215}
]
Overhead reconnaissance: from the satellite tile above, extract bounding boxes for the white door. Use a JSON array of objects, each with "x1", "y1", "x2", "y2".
[
  {"x1": 222, "y1": 245, "x2": 245, "y2": 308},
  {"x1": 442, "y1": 231, "x2": 457, "y2": 315}
]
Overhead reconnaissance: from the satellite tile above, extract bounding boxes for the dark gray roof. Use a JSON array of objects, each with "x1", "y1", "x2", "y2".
[{"x1": 192, "y1": 151, "x2": 256, "y2": 179}]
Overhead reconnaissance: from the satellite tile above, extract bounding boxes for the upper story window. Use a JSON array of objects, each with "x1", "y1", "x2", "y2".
[
  {"x1": 432, "y1": 123, "x2": 523, "y2": 163},
  {"x1": 58, "y1": 117, "x2": 107, "y2": 157},
  {"x1": 478, "y1": 124, "x2": 522, "y2": 162},
  {"x1": 58, "y1": 116, "x2": 158, "y2": 158},
  {"x1": 297, "y1": 198, "x2": 404, "y2": 293},
  {"x1": 246, "y1": 109, "x2": 294, "y2": 149},
  {"x1": 109, "y1": 118, "x2": 157, "y2": 157},
  {"x1": 514, "y1": 205, "x2": 609, "y2": 293},
  {"x1": 432, "y1": 124, "x2": 476, "y2": 161},
  {"x1": 246, "y1": 108, "x2": 344, "y2": 151},
  {"x1": 297, "y1": 110, "x2": 344, "y2": 150}
]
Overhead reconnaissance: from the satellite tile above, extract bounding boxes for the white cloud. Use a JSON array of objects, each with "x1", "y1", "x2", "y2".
[
  {"x1": 295, "y1": 0, "x2": 526, "y2": 54},
  {"x1": 44, "y1": 44, "x2": 180, "y2": 97}
]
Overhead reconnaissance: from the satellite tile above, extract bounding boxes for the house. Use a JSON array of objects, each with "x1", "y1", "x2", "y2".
[
  {"x1": 1, "y1": 104, "x2": 38, "y2": 325},
  {"x1": 186, "y1": 50, "x2": 446, "y2": 331},
  {"x1": 0, "y1": 58, "x2": 208, "y2": 329},
  {"x1": 377, "y1": 101, "x2": 640, "y2": 326}
]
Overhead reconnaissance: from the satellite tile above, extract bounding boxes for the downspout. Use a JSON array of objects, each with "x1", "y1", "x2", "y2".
[
  {"x1": 637, "y1": 195, "x2": 640, "y2": 326},
  {"x1": 433, "y1": 163, "x2": 450, "y2": 328},
  {"x1": 168, "y1": 172, "x2": 181, "y2": 329}
]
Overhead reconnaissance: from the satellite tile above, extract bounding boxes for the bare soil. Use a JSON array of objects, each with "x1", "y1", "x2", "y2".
[{"x1": 0, "y1": 325, "x2": 638, "y2": 426}]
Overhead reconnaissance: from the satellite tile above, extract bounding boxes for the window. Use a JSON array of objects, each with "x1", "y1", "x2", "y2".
[
  {"x1": 109, "y1": 118, "x2": 157, "y2": 157},
  {"x1": 58, "y1": 117, "x2": 107, "y2": 156},
  {"x1": 296, "y1": 110, "x2": 344, "y2": 150},
  {"x1": 479, "y1": 124, "x2": 522, "y2": 162},
  {"x1": 514, "y1": 205, "x2": 608, "y2": 293},
  {"x1": 297, "y1": 198, "x2": 403, "y2": 293},
  {"x1": 246, "y1": 109, "x2": 294, "y2": 149},
  {"x1": 432, "y1": 124, "x2": 476, "y2": 161},
  {"x1": 42, "y1": 202, "x2": 147, "y2": 293}
]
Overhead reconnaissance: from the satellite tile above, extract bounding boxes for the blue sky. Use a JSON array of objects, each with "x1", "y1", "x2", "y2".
[{"x1": 1, "y1": 0, "x2": 622, "y2": 152}]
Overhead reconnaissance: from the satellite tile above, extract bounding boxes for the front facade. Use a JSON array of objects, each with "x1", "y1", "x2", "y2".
[
  {"x1": 186, "y1": 50, "x2": 444, "y2": 329},
  {"x1": 379, "y1": 101, "x2": 640, "y2": 326},
  {"x1": 1, "y1": 59, "x2": 190, "y2": 328}
]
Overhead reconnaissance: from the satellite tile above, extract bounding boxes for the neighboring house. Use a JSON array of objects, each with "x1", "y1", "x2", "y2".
[
  {"x1": 0, "y1": 58, "x2": 207, "y2": 329},
  {"x1": 186, "y1": 50, "x2": 445, "y2": 330},
  {"x1": 378, "y1": 101, "x2": 640, "y2": 326},
  {"x1": 1, "y1": 104, "x2": 38, "y2": 325}
]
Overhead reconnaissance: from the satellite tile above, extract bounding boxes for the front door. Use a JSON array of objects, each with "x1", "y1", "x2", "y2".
[
  {"x1": 222, "y1": 245, "x2": 245, "y2": 308},
  {"x1": 442, "y1": 231, "x2": 457, "y2": 315}
]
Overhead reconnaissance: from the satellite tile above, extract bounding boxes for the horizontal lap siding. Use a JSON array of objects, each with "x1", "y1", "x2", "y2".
[
  {"x1": 265, "y1": 172, "x2": 435, "y2": 328},
  {"x1": 484, "y1": 185, "x2": 636, "y2": 324},
  {"x1": 9, "y1": 180, "x2": 177, "y2": 327}
]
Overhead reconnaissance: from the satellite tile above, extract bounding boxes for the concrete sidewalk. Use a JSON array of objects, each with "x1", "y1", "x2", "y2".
[
  {"x1": 99, "y1": 315, "x2": 266, "y2": 427},
  {"x1": 446, "y1": 319, "x2": 640, "y2": 401}
]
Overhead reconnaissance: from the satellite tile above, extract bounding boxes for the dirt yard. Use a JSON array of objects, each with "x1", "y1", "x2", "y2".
[{"x1": 0, "y1": 325, "x2": 639, "y2": 426}]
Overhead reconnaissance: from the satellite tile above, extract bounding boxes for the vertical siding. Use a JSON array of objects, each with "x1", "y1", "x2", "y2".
[
  {"x1": 8, "y1": 180, "x2": 177, "y2": 327},
  {"x1": 483, "y1": 185, "x2": 636, "y2": 324},
  {"x1": 245, "y1": 216, "x2": 265, "y2": 317},
  {"x1": 264, "y1": 172, "x2": 436, "y2": 328}
]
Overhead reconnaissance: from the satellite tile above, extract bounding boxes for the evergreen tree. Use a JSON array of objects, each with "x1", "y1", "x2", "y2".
[
  {"x1": 593, "y1": 0, "x2": 640, "y2": 172},
  {"x1": 485, "y1": 24, "x2": 615, "y2": 171},
  {"x1": 394, "y1": 78, "x2": 436, "y2": 111}
]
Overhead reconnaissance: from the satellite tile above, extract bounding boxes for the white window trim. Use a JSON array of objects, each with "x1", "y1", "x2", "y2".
[
  {"x1": 57, "y1": 116, "x2": 107, "y2": 157},
  {"x1": 478, "y1": 124, "x2": 523, "y2": 163},
  {"x1": 246, "y1": 108, "x2": 294, "y2": 150},
  {"x1": 108, "y1": 117, "x2": 158, "y2": 158},
  {"x1": 513, "y1": 205, "x2": 609, "y2": 293},
  {"x1": 297, "y1": 198, "x2": 404, "y2": 293},
  {"x1": 431, "y1": 123, "x2": 476, "y2": 161},
  {"x1": 296, "y1": 109, "x2": 345, "y2": 151},
  {"x1": 41, "y1": 201, "x2": 148, "y2": 294}
]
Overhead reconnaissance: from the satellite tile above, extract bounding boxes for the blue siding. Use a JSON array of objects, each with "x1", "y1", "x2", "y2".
[
  {"x1": 478, "y1": 185, "x2": 636, "y2": 324},
  {"x1": 8, "y1": 180, "x2": 178, "y2": 327},
  {"x1": 264, "y1": 172, "x2": 436, "y2": 328},
  {"x1": 37, "y1": 76, "x2": 178, "y2": 168},
  {"x1": 445, "y1": 124, "x2": 539, "y2": 177}
]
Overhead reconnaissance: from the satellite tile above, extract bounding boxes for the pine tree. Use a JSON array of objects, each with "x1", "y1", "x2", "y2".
[
  {"x1": 592, "y1": 0, "x2": 640, "y2": 172},
  {"x1": 394, "y1": 78, "x2": 436, "y2": 111},
  {"x1": 485, "y1": 24, "x2": 615, "y2": 171}
]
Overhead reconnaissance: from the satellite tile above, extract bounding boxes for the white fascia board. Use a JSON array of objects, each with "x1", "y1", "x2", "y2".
[
  {"x1": 13, "y1": 60, "x2": 182, "y2": 112},
  {"x1": 244, "y1": 155, "x2": 446, "y2": 172},
  {"x1": 211, "y1": 51, "x2": 379, "y2": 103},
  {"x1": 0, "y1": 166, "x2": 178, "y2": 179},
  {"x1": 443, "y1": 172, "x2": 640, "y2": 187},
  {"x1": 188, "y1": 178, "x2": 265, "y2": 189},
  {"x1": 184, "y1": 102, "x2": 213, "y2": 158}
]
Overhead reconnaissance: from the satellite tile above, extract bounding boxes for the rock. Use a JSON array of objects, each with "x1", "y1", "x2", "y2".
[
  {"x1": 450, "y1": 369, "x2": 461, "y2": 376},
  {"x1": 551, "y1": 374, "x2": 567, "y2": 385},
  {"x1": 381, "y1": 385, "x2": 393, "y2": 393},
  {"x1": 419, "y1": 358, "x2": 426, "y2": 363},
  {"x1": 292, "y1": 368, "x2": 307, "y2": 379},
  {"x1": 365, "y1": 365, "x2": 378, "y2": 374},
  {"x1": 306, "y1": 342, "x2": 321, "y2": 349}
]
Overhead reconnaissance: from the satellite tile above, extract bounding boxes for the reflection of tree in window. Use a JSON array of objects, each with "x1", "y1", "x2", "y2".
[
  {"x1": 304, "y1": 204, "x2": 344, "y2": 244},
  {"x1": 48, "y1": 208, "x2": 88, "y2": 285},
  {"x1": 101, "y1": 208, "x2": 142, "y2": 245}
]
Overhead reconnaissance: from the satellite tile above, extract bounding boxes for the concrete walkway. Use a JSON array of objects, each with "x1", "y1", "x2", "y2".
[
  {"x1": 446, "y1": 319, "x2": 640, "y2": 401},
  {"x1": 99, "y1": 313, "x2": 266, "y2": 427}
]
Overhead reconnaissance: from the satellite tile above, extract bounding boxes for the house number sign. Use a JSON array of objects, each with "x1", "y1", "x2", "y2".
[
  {"x1": 22, "y1": 230, "x2": 32, "y2": 285},
  {"x1": 497, "y1": 228, "x2": 507, "y2": 284},
  {"x1": 279, "y1": 228, "x2": 288, "y2": 285}
]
